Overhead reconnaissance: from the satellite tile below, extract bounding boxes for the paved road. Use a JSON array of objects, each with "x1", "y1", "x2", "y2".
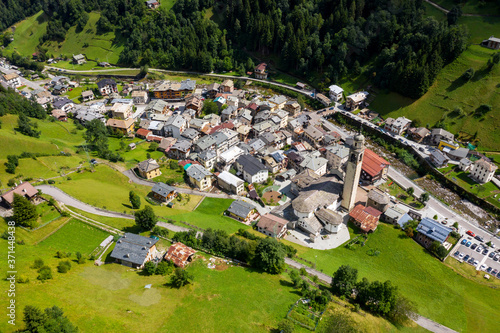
[
  {"x1": 36, "y1": 185, "x2": 133, "y2": 219},
  {"x1": 424, "y1": 0, "x2": 499, "y2": 17},
  {"x1": 387, "y1": 167, "x2": 500, "y2": 249},
  {"x1": 0, "y1": 66, "x2": 45, "y2": 90}
]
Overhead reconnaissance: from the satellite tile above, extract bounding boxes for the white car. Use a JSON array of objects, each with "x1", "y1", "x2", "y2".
[
  {"x1": 480, "y1": 264, "x2": 487, "y2": 270},
  {"x1": 459, "y1": 253, "x2": 464, "y2": 259}
]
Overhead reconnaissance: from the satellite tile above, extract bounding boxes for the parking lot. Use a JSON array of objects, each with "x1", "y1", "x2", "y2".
[{"x1": 452, "y1": 236, "x2": 500, "y2": 279}]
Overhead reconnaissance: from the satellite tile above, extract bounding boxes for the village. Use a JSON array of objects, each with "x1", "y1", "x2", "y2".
[{"x1": 2, "y1": 57, "x2": 500, "y2": 278}]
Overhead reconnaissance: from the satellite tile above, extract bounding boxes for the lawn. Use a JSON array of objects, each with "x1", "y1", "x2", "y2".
[
  {"x1": 369, "y1": 45, "x2": 500, "y2": 151},
  {"x1": 286, "y1": 223, "x2": 500, "y2": 333},
  {"x1": 38, "y1": 218, "x2": 110, "y2": 255},
  {"x1": 160, "y1": 0, "x2": 177, "y2": 12},
  {"x1": 67, "y1": 206, "x2": 137, "y2": 232},
  {"x1": 37, "y1": 202, "x2": 61, "y2": 225},
  {"x1": 444, "y1": 256, "x2": 500, "y2": 287},
  {"x1": 378, "y1": 178, "x2": 424, "y2": 209}
]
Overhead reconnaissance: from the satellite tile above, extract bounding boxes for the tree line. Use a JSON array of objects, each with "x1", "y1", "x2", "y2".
[{"x1": 4, "y1": 0, "x2": 468, "y2": 99}]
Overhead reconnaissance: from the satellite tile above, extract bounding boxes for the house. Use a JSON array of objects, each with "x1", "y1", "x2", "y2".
[
  {"x1": 384, "y1": 117, "x2": 412, "y2": 135},
  {"x1": 197, "y1": 149, "x2": 217, "y2": 169},
  {"x1": 430, "y1": 128, "x2": 454, "y2": 146},
  {"x1": 459, "y1": 158, "x2": 473, "y2": 172},
  {"x1": 185, "y1": 94, "x2": 203, "y2": 114},
  {"x1": 221, "y1": 105, "x2": 238, "y2": 122},
  {"x1": 131, "y1": 91, "x2": 148, "y2": 104},
  {"x1": 300, "y1": 154, "x2": 328, "y2": 176},
  {"x1": 153, "y1": 79, "x2": 196, "y2": 99},
  {"x1": 316, "y1": 93, "x2": 331, "y2": 106},
  {"x1": 471, "y1": 158, "x2": 498, "y2": 183},
  {"x1": 158, "y1": 137, "x2": 177, "y2": 153},
  {"x1": 145, "y1": 99, "x2": 170, "y2": 118},
  {"x1": 106, "y1": 118, "x2": 135, "y2": 135},
  {"x1": 445, "y1": 147, "x2": 469, "y2": 162},
  {"x1": 315, "y1": 208, "x2": 343, "y2": 233},
  {"x1": 482, "y1": 36, "x2": 500, "y2": 50},
  {"x1": 136, "y1": 128, "x2": 152, "y2": 139},
  {"x1": 408, "y1": 127, "x2": 430, "y2": 143},
  {"x1": 415, "y1": 217, "x2": 452, "y2": 249},
  {"x1": 346, "y1": 91, "x2": 369, "y2": 110},
  {"x1": 226, "y1": 200, "x2": 258, "y2": 222},
  {"x1": 2, "y1": 73, "x2": 21, "y2": 87},
  {"x1": 52, "y1": 97, "x2": 74, "y2": 112},
  {"x1": 438, "y1": 140, "x2": 459, "y2": 151},
  {"x1": 72, "y1": 54, "x2": 86, "y2": 65},
  {"x1": 164, "y1": 242, "x2": 196, "y2": 268},
  {"x1": 137, "y1": 159, "x2": 161, "y2": 179},
  {"x1": 349, "y1": 204, "x2": 381, "y2": 233},
  {"x1": 0, "y1": 182, "x2": 38, "y2": 208},
  {"x1": 212, "y1": 131, "x2": 229, "y2": 156},
  {"x1": 361, "y1": 149, "x2": 390, "y2": 185},
  {"x1": 164, "y1": 115, "x2": 187, "y2": 139},
  {"x1": 366, "y1": 189, "x2": 390, "y2": 213},
  {"x1": 256, "y1": 213, "x2": 288, "y2": 238},
  {"x1": 81, "y1": 90, "x2": 94, "y2": 102},
  {"x1": 303, "y1": 126, "x2": 325, "y2": 148},
  {"x1": 325, "y1": 144, "x2": 349, "y2": 170},
  {"x1": 110, "y1": 233, "x2": 158, "y2": 269},
  {"x1": 382, "y1": 206, "x2": 412, "y2": 228},
  {"x1": 145, "y1": 0, "x2": 160, "y2": 9},
  {"x1": 98, "y1": 62, "x2": 111, "y2": 67},
  {"x1": 51, "y1": 109, "x2": 67, "y2": 122},
  {"x1": 269, "y1": 95, "x2": 287, "y2": 110},
  {"x1": 217, "y1": 171, "x2": 245, "y2": 195},
  {"x1": 235, "y1": 154, "x2": 269, "y2": 184},
  {"x1": 151, "y1": 183, "x2": 177, "y2": 203},
  {"x1": 219, "y1": 146, "x2": 244, "y2": 168},
  {"x1": 430, "y1": 150, "x2": 449, "y2": 167},
  {"x1": 193, "y1": 135, "x2": 217, "y2": 153},
  {"x1": 207, "y1": 83, "x2": 220, "y2": 98},
  {"x1": 52, "y1": 84, "x2": 67, "y2": 95},
  {"x1": 186, "y1": 164, "x2": 212, "y2": 191},
  {"x1": 214, "y1": 96, "x2": 226, "y2": 108},
  {"x1": 328, "y1": 85, "x2": 344, "y2": 102},
  {"x1": 262, "y1": 155, "x2": 280, "y2": 174},
  {"x1": 284, "y1": 101, "x2": 301, "y2": 116},
  {"x1": 180, "y1": 128, "x2": 200, "y2": 143},
  {"x1": 97, "y1": 79, "x2": 118, "y2": 96},
  {"x1": 221, "y1": 79, "x2": 234, "y2": 92},
  {"x1": 296, "y1": 82, "x2": 306, "y2": 89},
  {"x1": 111, "y1": 103, "x2": 133, "y2": 120},
  {"x1": 254, "y1": 63, "x2": 268, "y2": 79},
  {"x1": 168, "y1": 140, "x2": 192, "y2": 160}
]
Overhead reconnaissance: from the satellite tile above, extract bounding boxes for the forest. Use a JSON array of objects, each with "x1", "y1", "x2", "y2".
[{"x1": 1, "y1": 0, "x2": 469, "y2": 98}]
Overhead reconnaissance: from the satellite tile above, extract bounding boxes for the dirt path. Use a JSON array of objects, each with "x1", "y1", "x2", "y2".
[{"x1": 424, "y1": 0, "x2": 500, "y2": 17}]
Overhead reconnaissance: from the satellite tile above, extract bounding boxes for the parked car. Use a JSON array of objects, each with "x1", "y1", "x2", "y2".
[
  {"x1": 459, "y1": 253, "x2": 464, "y2": 259},
  {"x1": 461, "y1": 239, "x2": 467, "y2": 245},
  {"x1": 466, "y1": 230, "x2": 475, "y2": 237},
  {"x1": 454, "y1": 251, "x2": 460, "y2": 257},
  {"x1": 486, "y1": 267, "x2": 493, "y2": 273},
  {"x1": 473, "y1": 260, "x2": 479, "y2": 266},
  {"x1": 492, "y1": 269, "x2": 499, "y2": 276},
  {"x1": 489, "y1": 252, "x2": 495, "y2": 258},
  {"x1": 482, "y1": 249, "x2": 489, "y2": 255},
  {"x1": 466, "y1": 241, "x2": 472, "y2": 247},
  {"x1": 476, "y1": 246, "x2": 482, "y2": 252},
  {"x1": 475, "y1": 235, "x2": 484, "y2": 242},
  {"x1": 496, "y1": 271, "x2": 500, "y2": 279},
  {"x1": 463, "y1": 255, "x2": 470, "y2": 262},
  {"x1": 495, "y1": 255, "x2": 500, "y2": 262},
  {"x1": 471, "y1": 243, "x2": 478, "y2": 250},
  {"x1": 480, "y1": 264, "x2": 487, "y2": 270}
]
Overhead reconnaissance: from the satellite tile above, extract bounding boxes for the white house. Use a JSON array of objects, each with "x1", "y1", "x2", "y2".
[
  {"x1": 470, "y1": 158, "x2": 497, "y2": 183},
  {"x1": 2, "y1": 73, "x2": 21, "y2": 87},
  {"x1": 328, "y1": 85, "x2": 344, "y2": 102},
  {"x1": 235, "y1": 154, "x2": 268, "y2": 184}
]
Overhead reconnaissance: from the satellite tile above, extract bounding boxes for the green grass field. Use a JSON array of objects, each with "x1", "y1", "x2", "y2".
[
  {"x1": 378, "y1": 179, "x2": 424, "y2": 209},
  {"x1": 38, "y1": 218, "x2": 110, "y2": 255},
  {"x1": 4, "y1": 11, "x2": 49, "y2": 56},
  {"x1": 286, "y1": 223, "x2": 500, "y2": 332},
  {"x1": 370, "y1": 45, "x2": 500, "y2": 151}
]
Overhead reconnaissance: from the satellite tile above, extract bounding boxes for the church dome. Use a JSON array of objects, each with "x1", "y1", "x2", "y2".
[{"x1": 354, "y1": 133, "x2": 365, "y2": 142}]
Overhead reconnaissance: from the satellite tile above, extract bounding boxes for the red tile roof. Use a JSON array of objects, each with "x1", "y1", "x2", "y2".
[
  {"x1": 1, "y1": 182, "x2": 38, "y2": 205},
  {"x1": 164, "y1": 242, "x2": 196, "y2": 268},
  {"x1": 136, "y1": 128, "x2": 152, "y2": 138},
  {"x1": 207, "y1": 121, "x2": 234, "y2": 134},
  {"x1": 255, "y1": 63, "x2": 267, "y2": 72},
  {"x1": 256, "y1": 213, "x2": 288, "y2": 237},
  {"x1": 349, "y1": 204, "x2": 380, "y2": 233},
  {"x1": 362, "y1": 149, "x2": 390, "y2": 177}
]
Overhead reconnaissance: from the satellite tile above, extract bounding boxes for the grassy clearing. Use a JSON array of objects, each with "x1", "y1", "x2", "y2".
[
  {"x1": 160, "y1": 0, "x2": 177, "y2": 12},
  {"x1": 1, "y1": 216, "x2": 70, "y2": 246},
  {"x1": 67, "y1": 206, "x2": 137, "y2": 231},
  {"x1": 38, "y1": 218, "x2": 110, "y2": 255},
  {"x1": 37, "y1": 202, "x2": 61, "y2": 224},
  {"x1": 4, "y1": 11, "x2": 49, "y2": 56},
  {"x1": 445, "y1": 257, "x2": 500, "y2": 287},
  {"x1": 287, "y1": 223, "x2": 500, "y2": 333},
  {"x1": 439, "y1": 166, "x2": 500, "y2": 198},
  {"x1": 432, "y1": 0, "x2": 500, "y2": 16},
  {"x1": 370, "y1": 45, "x2": 500, "y2": 151}
]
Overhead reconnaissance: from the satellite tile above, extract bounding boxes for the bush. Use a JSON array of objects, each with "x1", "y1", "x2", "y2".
[
  {"x1": 143, "y1": 261, "x2": 157, "y2": 275},
  {"x1": 48, "y1": 179, "x2": 55, "y2": 184},
  {"x1": 56, "y1": 250, "x2": 70, "y2": 258},
  {"x1": 16, "y1": 275, "x2": 30, "y2": 284},
  {"x1": 156, "y1": 260, "x2": 174, "y2": 275},
  {"x1": 37, "y1": 266, "x2": 52, "y2": 281},
  {"x1": 32, "y1": 258, "x2": 44, "y2": 269},
  {"x1": 57, "y1": 260, "x2": 72, "y2": 273}
]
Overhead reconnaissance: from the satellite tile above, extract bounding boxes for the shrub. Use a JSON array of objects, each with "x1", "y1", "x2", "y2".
[
  {"x1": 37, "y1": 266, "x2": 53, "y2": 281},
  {"x1": 156, "y1": 261, "x2": 174, "y2": 275},
  {"x1": 16, "y1": 275, "x2": 30, "y2": 284},
  {"x1": 57, "y1": 260, "x2": 72, "y2": 273},
  {"x1": 48, "y1": 179, "x2": 55, "y2": 184},
  {"x1": 56, "y1": 250, "x2": 69, "y2": 258},
  {"x1": 143, "y1": 261, "x2": 157, "y2": 275},
  {"x1": 32, "y1": 258, "x2": 44, "y2": 269}
]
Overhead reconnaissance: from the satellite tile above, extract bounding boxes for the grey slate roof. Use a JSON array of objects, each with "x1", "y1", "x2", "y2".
[
  {"x1": 137, "y1": 159, "x2": 160, "y2": 173},
  {"x1": 53, "y1": 97, "x2": 72, "y2": 109},
  {"x1": 186, "y1": 164, "x2": 212, "y2": 181},
  {"x1": 248, "y1": 138, "x2": 266, "y2": 152},
  {"x1": 151, "y1": 183, "x2": 176, "y2": 197},
  {"x1": 110, "y1": 233, "x2": 158, "y2": 266},
  {"x1": 170, "y1": 140, "x2": 192, "y2": 152},
  {"x1": 227, "y1": 200, "x2": 255, "y2": 219},
  {"x1": 181, "y1": 128, "x2": 199, "y2": 140},
  {"x1": 180, "y1": 79, "x2": 196, "y2": 90},
  {"x1": 97, "y1": 79, "x2": 116, "y2": 89},
  {"x1": 236, "y1": 154, "x2": 267, "y2": 176},
  {"x1": 165, "y1": 115, "x2": 186, "y2": 129},
  {"x1": 196, "y1": 135, "x2": 217, "y2": 150},
  {"x1": 416, "y1": 217, "x2": 452, "y2": 243},
  {"x1": 212, "y1": 132, "x2": 228, "y2": 146},
  {"x1": 198, "y1": 149, "x2": 216, "y2": 161}
]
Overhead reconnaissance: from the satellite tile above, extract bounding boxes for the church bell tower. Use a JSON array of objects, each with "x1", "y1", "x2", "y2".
[{"x1": 341, "y1": 133, "x2": 365, "y2": 211}]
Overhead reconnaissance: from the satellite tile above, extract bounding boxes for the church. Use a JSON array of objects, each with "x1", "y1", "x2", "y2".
[{"x1": 275, "y1": 132, "x2": 372, "y2": 243}]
